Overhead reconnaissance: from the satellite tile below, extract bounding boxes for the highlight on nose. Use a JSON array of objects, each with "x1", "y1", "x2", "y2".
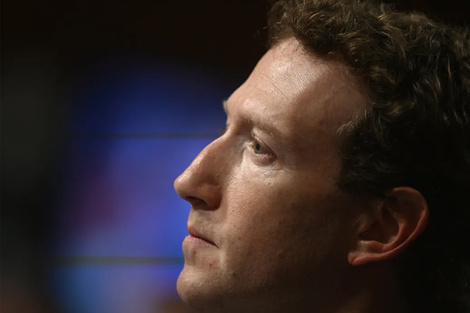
[{"x1": 173, "y1": 142, "x2": 223, "y2": 210}]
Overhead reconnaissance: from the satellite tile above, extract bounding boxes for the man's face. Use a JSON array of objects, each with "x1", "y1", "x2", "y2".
[{"x1": 174, "y1": 38, "x2": 368, "y2": 312}]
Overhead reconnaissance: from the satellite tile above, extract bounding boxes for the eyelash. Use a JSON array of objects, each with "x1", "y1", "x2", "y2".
[
  {"x1": 250, "y1": 134, "x2": 275, "y2": 158},
  {"x1": 220, "y1": 124, "x2": 275, "y2": 160}
]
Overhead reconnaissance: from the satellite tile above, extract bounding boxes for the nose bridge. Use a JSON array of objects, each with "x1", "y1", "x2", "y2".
[{"x1": 174, "y1": 137, "x2": 227, "y2": 208}]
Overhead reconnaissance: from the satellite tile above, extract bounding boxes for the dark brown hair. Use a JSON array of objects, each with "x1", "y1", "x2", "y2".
[{"x1": 267, "y1": 0, "x2": 470, "y2": 312}]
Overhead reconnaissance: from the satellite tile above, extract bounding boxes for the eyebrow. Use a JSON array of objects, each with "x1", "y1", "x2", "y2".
[
  {"x1": 222, "y1": 99, "x2": 229, "y2": 114},
  {"x1": 222, "y1": 99, "x2": 285, "y2": 141}
]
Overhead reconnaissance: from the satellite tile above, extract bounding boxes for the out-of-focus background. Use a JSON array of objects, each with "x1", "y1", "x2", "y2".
[{"x1": 1, "y1": 1, "x2": 469, "y2": 313}]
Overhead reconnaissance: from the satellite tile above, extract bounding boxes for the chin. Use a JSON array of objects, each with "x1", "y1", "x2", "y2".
[
  {"x1": 177, "y1": 267, "x2": 243, "y2": 313},
  {"x1": 177, "y1": 267, "x2": 213, "y2": 310},
  {"x1": 176, "y1": 268, "x2": 194, "y2": 302}
]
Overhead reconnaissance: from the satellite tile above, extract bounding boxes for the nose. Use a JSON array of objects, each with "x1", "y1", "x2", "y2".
[{"x1": 174, "y1": 137, "x2": 227, "y2": 210}]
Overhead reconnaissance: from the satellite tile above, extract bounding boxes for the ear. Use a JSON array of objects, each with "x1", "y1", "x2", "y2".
[{"x1": 348, "y1": 187, "x2": 429, "y2": 266}]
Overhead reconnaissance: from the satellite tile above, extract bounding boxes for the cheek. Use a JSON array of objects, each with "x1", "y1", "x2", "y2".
[
  {"x1": 216, "y1": 168, "x2": 354, "y2": 294},
  {"x1": 222, "y1": 172, "x2": 334, "y2": 256},
  {"x1": 221, "y1": 157, "x2": 346, "y2": 249}
]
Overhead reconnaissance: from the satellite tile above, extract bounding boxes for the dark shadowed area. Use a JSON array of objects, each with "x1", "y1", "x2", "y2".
[{"x1": 1, "y1": 0, "x2": 469, "y2": 312}]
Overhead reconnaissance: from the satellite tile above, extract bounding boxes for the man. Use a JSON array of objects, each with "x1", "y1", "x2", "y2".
[{"x1": 174, "y1": 0, "x2": 470, "y2": 312}]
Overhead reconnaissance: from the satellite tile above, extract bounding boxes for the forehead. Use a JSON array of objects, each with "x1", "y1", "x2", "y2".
[{"x1": 227, "y1": 38, "x2": 366, "y2": 147}]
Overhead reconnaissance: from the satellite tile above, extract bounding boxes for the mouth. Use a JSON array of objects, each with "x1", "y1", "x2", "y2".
[{"x1": 187, "y1": 226, "x2": 217, "y2": 247}]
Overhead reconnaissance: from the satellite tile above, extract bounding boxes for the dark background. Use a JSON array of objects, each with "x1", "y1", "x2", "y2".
[{"x1": 1, "y1": 1, "x2": 469, "y2": 312}]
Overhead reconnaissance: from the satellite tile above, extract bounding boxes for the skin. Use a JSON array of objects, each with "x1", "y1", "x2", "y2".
[{"x1": 174, "y1": 38, "x2": 375, "y2": 313}]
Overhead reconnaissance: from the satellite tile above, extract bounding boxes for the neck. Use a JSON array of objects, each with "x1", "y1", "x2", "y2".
[
  {"x1": 330, "y1": 261, "x2": 408, "y2": 313},
  {"x1": 195, "y1": 262, "x2": 407, "y2": 313},
  {"x1": 271, "y1": 261, "x2": 408, "y2": 313}
]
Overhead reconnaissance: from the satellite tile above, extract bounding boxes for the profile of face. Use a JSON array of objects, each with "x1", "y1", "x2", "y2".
[{"x1": 174, "y1": 38, "x2": 369, "y2": 312}]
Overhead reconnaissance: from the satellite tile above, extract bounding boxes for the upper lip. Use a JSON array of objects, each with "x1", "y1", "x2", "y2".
[{"x1": 187, "y1": 225, "x2": 217, "y2": 246}]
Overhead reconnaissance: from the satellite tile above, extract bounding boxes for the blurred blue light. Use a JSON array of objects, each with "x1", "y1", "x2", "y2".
[{"x1": 53, "y1": 53, "x2": 242, "y2": 313}]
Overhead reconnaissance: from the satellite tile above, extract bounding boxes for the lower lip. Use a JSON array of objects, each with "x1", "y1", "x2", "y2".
[{"x1": 183, "y1": 234, "x2": 217, "y2": 247}]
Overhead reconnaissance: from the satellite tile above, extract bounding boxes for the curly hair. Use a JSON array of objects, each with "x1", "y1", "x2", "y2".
[{"x1": 267, "y1": 0, "x2": 470, "y2": 312}]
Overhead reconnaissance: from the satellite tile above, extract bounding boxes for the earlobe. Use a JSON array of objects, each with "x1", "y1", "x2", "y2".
[{"x1": 348, "y1": 187, "x2": 429, "y2": 266}]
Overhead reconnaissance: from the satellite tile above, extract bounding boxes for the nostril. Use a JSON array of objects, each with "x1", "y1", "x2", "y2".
[{"x1": 184, "y1": 196, "x2": 206, "y2": 207}]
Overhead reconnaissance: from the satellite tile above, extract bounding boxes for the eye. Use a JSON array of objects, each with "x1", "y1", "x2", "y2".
[
  {"x1": 250, "y1": 136, "x2": 275, "y2": 158},
  {"x1": 252, "y1": 140, "x2": 264, "y2": 154}
]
